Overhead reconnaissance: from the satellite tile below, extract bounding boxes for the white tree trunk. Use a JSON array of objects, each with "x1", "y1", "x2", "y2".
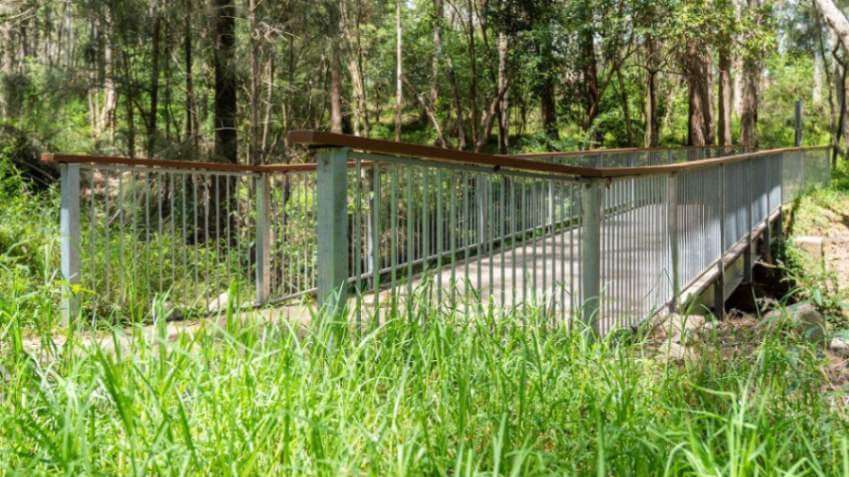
[{"x1": 814, "y1": 0, "x2": 849, "y2": 54}]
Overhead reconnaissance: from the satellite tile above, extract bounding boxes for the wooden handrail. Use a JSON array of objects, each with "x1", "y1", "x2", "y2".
[
  {"x1": 288, "y1": 130, "x2": 830, "y2": 178},
  {"x1": 44, "y1": 135, "x2": 831, "y2": 179},
  {"x1": 287, "y1": 130, "x2": 605, "y2": 177},
  {"x1": 42, "y1": 153, "x2": 319, "y2": 174},
  {"x1": 515, "y1": 144, "x2": 739, "y2": 159}
]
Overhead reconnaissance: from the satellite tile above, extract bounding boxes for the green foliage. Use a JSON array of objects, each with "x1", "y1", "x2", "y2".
[
  {"x1": 0, "y1": 154, "x2": 61, "y2": 330},
  {"x1": 1, "y1": 302, "x2": 848, "y2": 474}
]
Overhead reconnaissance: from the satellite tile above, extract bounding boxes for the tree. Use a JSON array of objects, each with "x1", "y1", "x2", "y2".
[
  {"x1": 814, "y1": 0, "x2": 849, "y2": 53},
  {"x1": 213, "y1": 0, "x2": 237, "y2": 164},
  {"x1": 395, "y1": 0, "x2": 403, "y2": 141},
  {"x1": 740, "y1": 0, "x2": 769, "y2": 148}
]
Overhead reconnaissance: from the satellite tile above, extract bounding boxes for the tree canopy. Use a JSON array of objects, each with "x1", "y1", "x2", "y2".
[{"x1": 0, "y1": 0, "x2": 842, "y2": 163}]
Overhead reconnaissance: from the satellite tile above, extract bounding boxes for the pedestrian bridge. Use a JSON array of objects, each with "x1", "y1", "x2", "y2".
[{"x1": 46, "y1": 134, "x2": 831, "y2": 334}]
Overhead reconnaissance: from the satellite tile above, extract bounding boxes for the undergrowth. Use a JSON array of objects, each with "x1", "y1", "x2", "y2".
[{"x1": 1, "y1": 303, "x2": 848, "y2": 475}]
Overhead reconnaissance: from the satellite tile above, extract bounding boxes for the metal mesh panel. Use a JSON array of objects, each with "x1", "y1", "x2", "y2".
[{"x1": 345, "y1": 154, "x2": 583, "y2": 326}]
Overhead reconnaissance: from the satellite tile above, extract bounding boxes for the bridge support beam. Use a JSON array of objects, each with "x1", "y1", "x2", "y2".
[
  {"x1": 581, "y1": 179, "x2": 604, "y2": 335},
  {"x1": 316, "y1": 147, "x2": 351, "y2": 314},
  {"x1": 60, "y1": 163, "x2": 81, "y2": 324}
]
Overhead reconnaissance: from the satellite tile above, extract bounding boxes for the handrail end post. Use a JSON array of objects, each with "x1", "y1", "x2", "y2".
[
  {"x1": 316, "y1": 147, "x2": 351, "y2": 315},
  {"x1": 60, "y1": 163, "x2": 81, "y2": 325}
]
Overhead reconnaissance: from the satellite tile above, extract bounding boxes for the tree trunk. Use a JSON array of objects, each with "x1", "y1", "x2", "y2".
[
  {"x1": 395, "y1": 0, "x2": 403, "y2": 141},
  {"x1": 739, "y1": 0, "x2": 761, "y2": 149},
  {"x1": 717, "y1": 47, "x2": 733, "y2": 146},
  {"x1": 466, "y1": 0, "x2": 478, "y2": 146},
  {"x1": 814, "y1": 0, "x2": 849, "y2": 54},
  {"x1": 540, "y1": 77, "x2": 557, "y2": 140},
  {"x1": 836, "y1": 61, "x2": 849, "y2": 164},
  {"x1": 427, "y1": 0, "x2": 446, "y2": 147},
  {"x1": 497, "y1": 32, "x2": 509, "y2": 153},
  {"x1": 97, "y1": 7, "x2": 117, "y2": 144},
  {"x1": 184, "y1": 0, "x2": 197, "y2": 150},
  {"x1": 341, "y1": 0, "x2": 369, "y2": 137},
  {"x1": 121, "y1": 50, "x2": 137, "y2": 158},
  {"x1": 329, "y1": 43, "x2": 344, "y2": 134},
  {"x1": 684, "y1": 40, "x2": 714, "y2": 146},
  {"x1": 213, "y1": 0, "x2": 237, "y2": 163},
  {"x1": 580, "y1": 26, "x2": 602, "y2": 145},
  {"x1": 643, "y1": 33, "x2": 660, "y2": 147},
  {"x1": 431, "y1": 0, "x2": 442, "y2": 113},
  {"x1": 446, "y1": 55, "x2": 466, "y2": 149},
  {"x1": 249, "y1": 0, "x2": 261, "y2": 164},
  {"x1": 147, "y1": 1, "x2": 161, "y2": 158},
  {"x1": 616, "y1": 67, "x2": 633, "y2": 145}
]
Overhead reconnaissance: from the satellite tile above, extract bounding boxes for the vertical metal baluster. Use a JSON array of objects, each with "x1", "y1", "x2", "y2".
[
  {"x1": 391, "y1": 166, "x2": 399, "y2": 310},
  {"x1": 612, "y1": 180, "x2": 618, "y2": 329},
  {"x1": 449, "y1": 173, "x2": 457, "y2": 308},
  {"x1": 436, "y1": 170, "x2": 444, "y2": 304},
  {"x1": 215, "y1": 175, "x2": 222, "y2": 301},
  {"x1": 226, "y1": 175, "x2": 233, "y2": 294},
  {"x1": 281, "y1": 176, "x2": 288, "y2": 297},
  {"x1": 476, "y1": 175, "x2": 483, "y2": 301},
  {"x1": 157, "y1": 172, "x2": 164, "y2": 293},
  {"x1": 267, "y1": 178, "x2": 275, "y2": 298},
  {"x1": 104, "y1": 168, "x2": 112, "y2": 303},
  {"x1": 181, "y1": 174, "x2": 188, "y2": 306},
  {"x1": 170, "y1": 173, "x2": 176, "y2": 296},
  {"x1": 371, "y1": 165, "x2": 382, "y2": 323},
  {"x1": 89, "y1": 169, "x2": 97, "y2": 312},
  {"x1": 406, "y1": 168, "x2": 415, "y2": 314},
  {"x1": 203, "y1": 176, "x2": 211, "y2": 311},
  {"x1": 117, "y1": 171, "x2": 125, "y2": 305},
  {"x1": 569, "y1": 185, "x2": 575, "y2": 325},
  {"x1": 303, "y1": 175, "x2": 310, "y2": 295},
  {"x1": 521, "y1": 181, "x2": 527, "y2": 309},
  {"x1": 463, "y1": 172, "x2": 470, "y2": 300},
  {"x1": 313, "y1": 173, "x2": 320, "y2": 294},
  {"x1": 422, "y1": 169, "x2": 431, "y2": 306},
  {"x1": 542, "y1": 182, "x2": 549, "y2": 315},
  {"x1": 191, "y1": 175, "x2": 199, "y2": 306},
  {"x1": 354, "y1": 157, "x2": 363, "y2": 329},
  {"x1": 511, "y1": 178, "x2": 517, "y2": 311},
  {"x1": 498, "y1": 175, "x2": 508, "y2": 313},
  {"x1": 532, "y1": 181, "x2": 539, "y2": 305},
  {"x1": 487, "y1": 178, "x2": 495, "y2": 311}
]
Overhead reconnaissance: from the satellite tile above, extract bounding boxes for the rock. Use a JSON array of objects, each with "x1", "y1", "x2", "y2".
[
  {"x1": 152, "y1": 301, "x2": 183, "y2": 322},
  {"x1": 660, "y1": 314, "x2": 709, "y2": 345},
  {"x1": 830, "y1": 337, "x2": 849, "y2": 357},
  {"x1": 761, "y1": 302, "x2": 828, "y2": 346},
  {"x1": 659, "y1": 342, "x2": 697, "y2": 362},
  {"x1": 208, "y1": 291, "x2": 230, "y2": 313},
  {"x1": 794, "y1": 236, "x2": 825, "y2": 260}
]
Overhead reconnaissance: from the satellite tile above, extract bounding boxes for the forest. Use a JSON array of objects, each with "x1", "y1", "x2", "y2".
[
  {"x1": 0, "y1": 0, "x2": 845, "y2": 168},
  {"x1": 7, "y1": 1, "x2": 849, "y2": 475}
]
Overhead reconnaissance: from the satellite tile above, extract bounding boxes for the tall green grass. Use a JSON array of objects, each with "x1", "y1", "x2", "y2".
[{"x1": 1, "y1": 301, "x2": 848, "y2": 475}]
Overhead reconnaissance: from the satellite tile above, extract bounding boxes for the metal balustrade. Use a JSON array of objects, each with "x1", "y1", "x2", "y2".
[{"x1": 48, "y1": 137, "x2": 832, "y2": 333}]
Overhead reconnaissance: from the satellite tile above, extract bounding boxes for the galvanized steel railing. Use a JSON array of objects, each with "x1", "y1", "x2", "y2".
[{"x1": 48, "y1": 138, "x2": 831, "y2": 333}]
